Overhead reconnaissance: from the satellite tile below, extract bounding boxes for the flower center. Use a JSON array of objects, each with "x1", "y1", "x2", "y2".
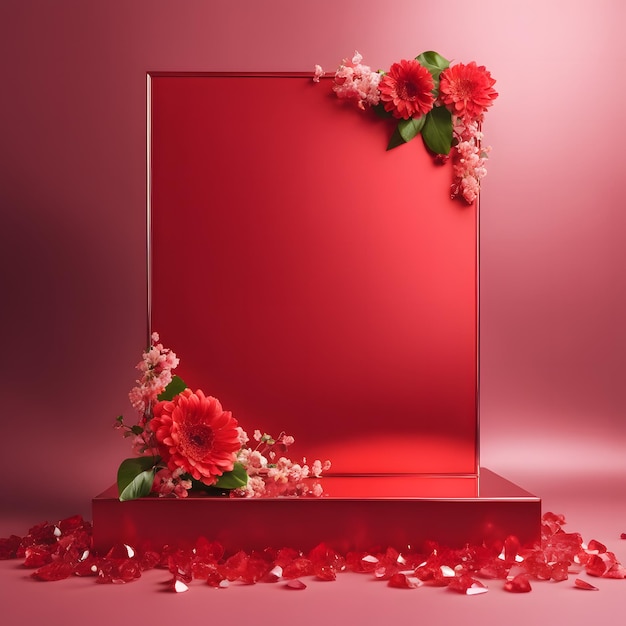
[
  {"x1": 456, "y1": 78, "x2": 474, "y2": 100},
  {"x1": 180, "y1": 425, "x2": 214, "y2": 459},
  {"x1": 399, "y1": 80, "x2": 418, "y2": 100}
]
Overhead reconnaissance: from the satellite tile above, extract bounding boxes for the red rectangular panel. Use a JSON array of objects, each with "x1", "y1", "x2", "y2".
[{"x1": 149, "y1": 74, "x2": 478, "y2": 474}]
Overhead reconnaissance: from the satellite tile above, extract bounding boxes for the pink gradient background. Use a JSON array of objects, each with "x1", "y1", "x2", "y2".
[{"x1": 1, "y1": 1, "x2": 625, "y2": 623}]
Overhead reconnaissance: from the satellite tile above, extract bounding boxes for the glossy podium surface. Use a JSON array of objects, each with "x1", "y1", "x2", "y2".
[{"x1": 92, "y1": 469, "x2": 540, "y2": 553}]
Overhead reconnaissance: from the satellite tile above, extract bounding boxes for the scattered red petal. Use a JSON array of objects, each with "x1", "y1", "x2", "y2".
[
  {"x1": 4, "y1": 511, "x2": 626, "y2": 597},
  {"x1": 503, "y1": 535, "x2": 521, "y2": 564},
  {"x1": 274, "y1": 547, "x2": 300, "y2": 566},
  {"x1": 522, "y1": 556, "x2": 551, "y2": 581},
  {"x1": 541, "y1": 512, "x2": 567, "y2": 536},
  {"x1": 0, "y1": 535, "x2": 21, "y2": 560},
  {"x1": 586, "y1": 554, "x2": 609, "y2": 577},
  {"x1": 587, "y1": 539, "x2": 607, "y2": 554},
  {"x1": 220, "y1": 550, "x2": 248, "y2": 581},
  {"x1": 23, "y1": 545, "x2": 54, "y2": 568},
  {"x1": 117, "y1": 559, "x2": 142, "y2": 582},
  {"x1": 73, "y1": 555, "x2": 100, "y2": 577},
  {"x1": 261, "y1": 565, "x2": 283, "y2": 583},
  {"x1": 506, "y1": 564, "x2": 525, "y2": 580},
  {"x1": 603, "y1": 563, "x2": 626, "y2": 579},
  {"x1": 549, "y1": 561, "x2": 569, "y2": 582},
  {"x1": 345, "y1": 551, "x2": 375, "y2": 573},
  {"x1": 205, "y1": 566, "x2": 227, "y2": 587},
  {"x1": 478, "y1": 562, "x2": 509, "y2": 579},
  {"x1": 285, "y1": 579, "x2": 307, "y2": 590},
  {"x1": 314, "y1": 564, "x2": 337, "y2": 581},
  {"x1": 58, "y1": 515, "x2": 86, "y2": 533},
  {"x1": 282, "y1": 557, "x2": 313, "y2": 579},
  {"x1": 504, "y1": 573, "x2": 532, "y2": 593},
  {"x1": 95, "y1": 557, "x2": 142, "y2": 584},
  {"x1": 139, "y1": 549, "x2": 161, "y2": 571},
  {"x1": 388, "y1": 572, "x2": 421, "y2": 589},
  {"x1": 542, "y1": 512, "x2": 566, "y2": 525},
  {"x1": 240, "y1": 553, "x2": 273, "y2": 584},
  {"x1": 26, "y1": 522, "x2": 58, "y2": 547},
  {"x1": 106, "y1": 543, "x2": 136, "y2": 560},
  {"x1": 194, "y1": 536, "x2": 224, "y2": 562},
  {"x1": 32, "y1": 560, "x2": 74, "y2": 582},
  {"x1": 574, "y1": 578, "x2": 598, "y2": 590},
  {"x1": 448, "y1": 575, "x2": 488, "y2": 595},
  {"x1": 309, "y1": 542, "x2": 345, "y2": 574},
  {"x1": 170, "y1": 578, "x2": 189, "y2": 593},
  {"x1": 620, "y1": 533, "x2": 626, "y2": 540}
]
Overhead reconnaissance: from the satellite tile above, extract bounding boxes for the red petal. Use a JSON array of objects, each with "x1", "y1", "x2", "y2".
[
  {"x1": 504, "y1": 574, "x2": 532, "y2": 593},
  {"x1": 574, "y1": 578, "x2": 598, "y2": 590},
  {"x1": 285, "y1": 579, "x2": 307, "y2": 590}
]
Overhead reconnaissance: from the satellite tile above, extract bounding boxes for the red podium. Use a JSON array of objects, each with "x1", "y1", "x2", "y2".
[{"x1": 92, "y1": 74, "x2": 540, "y2": 552}]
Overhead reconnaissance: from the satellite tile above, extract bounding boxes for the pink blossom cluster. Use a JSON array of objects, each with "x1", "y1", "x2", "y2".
[
  {"x1": 330, "y1": 51, "x2": 381, "y2": 110},
  {"x1": 128, "y1": 332, "x2": 180, "y2": 422},
  {"x1": 450, "y1": 118, "x2": 491, "y2": 204},
  {"x1": 233, "y1": 430, "x2": 331, "y2": 498},
  {"x1": 117, "y1": 334, "x2": 331, "y2": 500},
  {"x1": 312, "y1": 64, "x2": 325, "y2": 82},
  {"x1": 152, "y1": 467, "x2": 192, "y2": 498}
]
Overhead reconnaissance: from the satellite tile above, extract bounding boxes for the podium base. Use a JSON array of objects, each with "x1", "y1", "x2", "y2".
[{"x1": 92, "y1": 468, "x2": 540, "y2": 554}]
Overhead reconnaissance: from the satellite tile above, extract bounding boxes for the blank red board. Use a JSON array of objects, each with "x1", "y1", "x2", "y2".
[{"x1": 149, "y1": 73, "x2": 478, "y2": 475}]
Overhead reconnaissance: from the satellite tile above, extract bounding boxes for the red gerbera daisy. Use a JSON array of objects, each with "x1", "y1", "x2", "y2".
[
  {"x1": 439, "y1": 62, "x2": 498, "y2": 121},
  {"x1": 150, "y1": 388, "x2": 241, "y2": 486},
  {"x1": 378, "y1": 59, "x2": 435, "y2": 120}
]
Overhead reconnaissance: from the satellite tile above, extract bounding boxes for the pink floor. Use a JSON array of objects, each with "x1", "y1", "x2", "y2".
[{"x1": 2, "y1": 464, "x2": 625, "y2": 626}]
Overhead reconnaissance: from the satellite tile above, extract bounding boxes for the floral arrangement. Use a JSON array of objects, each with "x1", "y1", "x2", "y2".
[
  {"x1": 313, "y1": 51, "x2": 498, "y2": 204},
  {"x1": 114, "y1": 333, "x2": 330, "y2": 501}
]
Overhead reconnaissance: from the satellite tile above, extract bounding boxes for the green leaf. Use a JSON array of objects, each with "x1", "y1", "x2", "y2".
[
  {"x1": 398, "y1": 116, "x2": 426, "y2": 143},
  {"x1": 373, "y1": 103, "x2": 392, "y2": 119},
  {"x1": 416, "y1": 50, "x2": 450, "y2": 82},
  {"x1": 213, "y1": 462, "x2": 249, "y2": 490},
  {"x1": 157, "y1": 375, "x2": 187, "y2": 401},
  {"x1": 386, "y1": 125, "x2": 406, "y2": 151},
  {"x1": 387, "y1": 116, "x2": 427, "y2": 151},
  {"x1": 119, "y1": 469, "x2": 156, "y2": 501},
  {"x1": 117, "y1": 456, "x2": 160, "y2": 501},
  {"x1": 421, "y1": 107, "x2": 453, "y2": 155}
]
